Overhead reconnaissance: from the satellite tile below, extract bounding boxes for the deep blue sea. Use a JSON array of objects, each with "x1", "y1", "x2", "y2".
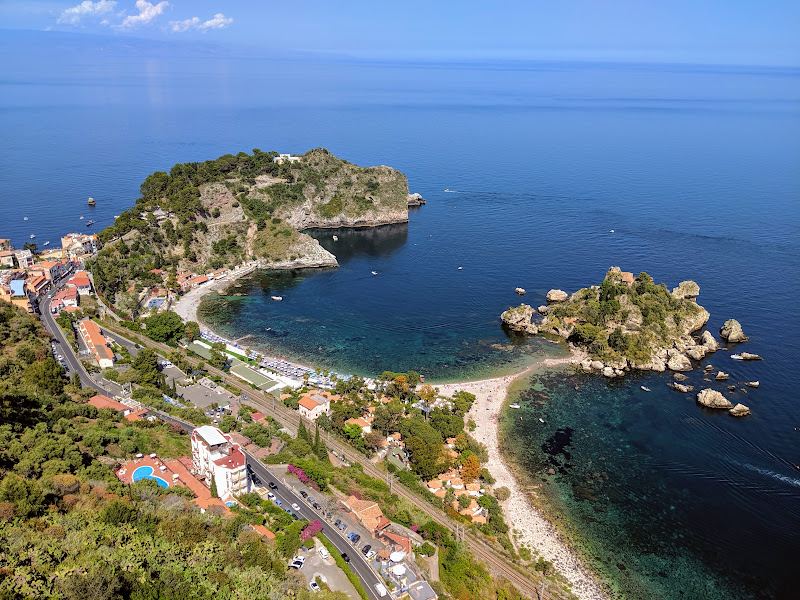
[{"x1": 2, "y1": 31, "x2": 799, "y2": 599}]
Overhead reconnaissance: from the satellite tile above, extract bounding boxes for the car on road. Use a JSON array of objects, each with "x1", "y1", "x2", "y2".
[
  {"x1": 251, "y1": 474, "x2": 261, "y2": 485},
  {"x1": 309, "y1": 581, "x2": 320, "y2": 592},
  {"x1": 361, "y1": 544, "x2": 371, "y2": 556},
  {"x1": 291, "y1": 503, "x2": 300, "y2": 512},
  {"x1": 341, "y1": 553, "x2": 350, "y2": 563},
  {"x1": 307, "y1": 496, "x2": 315, "y2": 504},
  {"x1": 267, "y1": 492, "x2": 275, "y2": 501},
  {"x1": 268, "y1": 481, "x2": 278, "y2": 490}
]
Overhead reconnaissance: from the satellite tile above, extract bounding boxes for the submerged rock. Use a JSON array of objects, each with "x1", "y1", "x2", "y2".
[
  {"x1": 729, "y1": 404, "x2": 751, "y2": 417},
  {"x1": 669, "y1": 383, "x2": 693, "y2": 393},
  {"x1": 696, "y1": 388, "x2": 733, "y2": 409},
  {"x1": 745, "y1": 381, "x2": 760, "y2": 388},
  {"x1": 673, "y1": 373, "x2": 689, "y2": 382},
  {"x1": 720, "y1": 319, "x2": 749, "y2": 343},
  {"x1": 546, "y1": 289, "x2": 569, "y2": 303},
  {"x1": 715, "y1": 371, "x2": 729, "y2": 381}
]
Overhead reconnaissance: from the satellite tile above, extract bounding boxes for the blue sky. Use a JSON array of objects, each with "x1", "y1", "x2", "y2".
[{"x1": 2, "y1": 0, "x2": 799, "y2": 65}]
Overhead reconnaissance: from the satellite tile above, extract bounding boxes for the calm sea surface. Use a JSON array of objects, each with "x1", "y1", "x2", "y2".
[{"x1": 2, "y1": 32, "x2": 799, "y2": 598}]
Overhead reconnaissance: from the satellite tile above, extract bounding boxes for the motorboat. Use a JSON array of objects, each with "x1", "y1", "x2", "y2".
[
  {"x1": 332, "y1": 235, "x2": 338, "y2": 241},
  {"x1": 640, "y1": 386, "x2": 651, "y2": 392},
  {"x1": 458, "y1": 266, "x2": 463, "y2": 270},
  {"x1": 371, "y1": 271, "x2": 378, "y2": 276},
  {"x1": 87, "y1": 197, "x2": 96, "y2": 206},
  {"x1": 30, "y1": 234, "x2": 35, "y2": 239},
  {"x1": 271, "y1": 296, "x2": 283, "y2": 301},
  {"x1": 539, "y1": 418, "x2": 545, "y2": 423},
  {"x1": 43, "y1": 241, "x2": 50, "y2": 246},
  {"x1": 80, "y1": 216, "x2": 84, "y2": 220},
  {"x1": 731, "y1": 354, "x2": 743, "y2": 360},
  {"x1": 86, "y1": 221, "x2": 94, "y2": 226},
  {"x1": 23, "y1": 216, "x2": 28, "y2": 220}
]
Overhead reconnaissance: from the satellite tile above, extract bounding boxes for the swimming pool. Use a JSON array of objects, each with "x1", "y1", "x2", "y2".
[{"x1": 132, "y1": 465, "x2": 169, "y2": 488}]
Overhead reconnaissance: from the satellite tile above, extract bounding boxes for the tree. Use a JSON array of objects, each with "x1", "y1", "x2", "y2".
[
  {"x1": 494, "y1": 486, "x2": 511, "y2": 501},
  {"x1": 418, "y1": 384, "x2": 436, "y2": 421},
  {"x1": 0, "y1": 474, "x2": 45, "y2": 518},
  {"x1": 313, "y1": 423, "x2": 321, "y2": 452},
  {"x1": 297, "y1": 420, "x2": 310, "y2": 443},
  {"x1": 132, "y1": 348, "x2": 160, "y2": 386},
  {"x1": 457, "y1": 494, "x2": 471, "y2": 510},
  {"x1": 364, "y1": 430, "x2": 385, "y2": 450},
  {"x1": 404, "y1": 436, "x2": 441, "y2": 480},
  {"x1": 184, "y1": 321, "x2": 200, "y2": 342},
  {"x1": 23, "y1": 241, "x2": 37, "y2": 254},
  {"x1": 209, "y1": 349, "x2": 227, "y2": 370},
  {"x1": 144, "y1": 311, "x2": 185, "y2": 344},
  {"x1": 210, "y1": 474, "x2": 218, "y2": 498},
  {"x1": 461, "y1": 455, "x2": 481, "y2": 483}
]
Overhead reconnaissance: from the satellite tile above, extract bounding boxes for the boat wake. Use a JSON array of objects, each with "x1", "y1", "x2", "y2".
[{"x1": 741, "y1": 463, "x2": 800, "y2": 489}]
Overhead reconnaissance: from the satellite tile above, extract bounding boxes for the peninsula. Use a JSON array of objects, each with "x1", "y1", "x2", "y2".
[
  {"x1": 89, "y1": 148, "x2": 423, "y2": 312},
  {"x1": 502, "y1": 267, "x2": 717, "y2": 377}
]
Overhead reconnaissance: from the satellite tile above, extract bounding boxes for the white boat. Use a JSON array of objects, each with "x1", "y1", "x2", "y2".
[
  {"x1": 371, "y1": 271, "x2": 378, "y2": 276},
  {"x1": 509, "y1": 403, "x2": 520, "y2": 409},
  {"x1": 458, "y1": 266, "x2": 463, "y2": 270},
  {"x1": 641, "y1": 386, "x2": 651, "y2": 392},
  {"x1": 80, "y1": 216, "x2": 84, "y2": 220},
  {"x1": 332, "y1": 235, "x2": 338, "y2": 241},
  {"x1": 23, "y1": 216, "x2": 28, "y2": 220},
  {"x1": 610, "y1": 229, "x2": 615, "y2": 233},
  {"x1": 515, "y1": 287, "x2": 526, "y2": 295},
  {"x1": 731, "y1": 354, "x2": 743, "y2": 360},
  {"x1": 444, "y1": 188, "x2": 451, "y2": 192},
  {"x1": 43, "y1": 241, "x2": 50, "y2": 246},
  {"x1": 539, "y1": 418, "x2": 545, "y2": 423},
  {"x1": 30, "y1": 234, "x2": 35, "y2": 239},
  {"x1": 271, "y1": 296, "x2": 283, "y2": 301}
]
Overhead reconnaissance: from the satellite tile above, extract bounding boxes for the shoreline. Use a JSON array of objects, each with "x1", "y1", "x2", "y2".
[
  {"x1": 174, "y1": 271, "x2": 607, "y2": 599},
  {"x1": 438, "y1": 352, "x2": 610, "y2": 600}
]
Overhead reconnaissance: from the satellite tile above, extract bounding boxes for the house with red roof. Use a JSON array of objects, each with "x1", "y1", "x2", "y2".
[
  {"x1": 78, "y1": 320, "x2": 115, "y2": 369},
  {"x1": 298, "y1": 395, "x2": 329, "y2": 421},
  {"x1": 191, "y1": 426, "x2": 248, "y2": 500},
  {"x1": 88, "y1": 394, "x2": 130, "y2": 415},
  {"x1": 67, "y1": 270, "x2": 92, "y2": 295}
]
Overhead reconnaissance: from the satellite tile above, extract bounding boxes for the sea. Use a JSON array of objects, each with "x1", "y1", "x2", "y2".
[{"x1": 2, "y1": 30, "x2": 799, "y2": 599}]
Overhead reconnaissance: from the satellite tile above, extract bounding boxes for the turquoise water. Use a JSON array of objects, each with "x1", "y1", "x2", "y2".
[
  {"x1": 132, "y1": 466, "x2": 169, "y2": 489},
  {"x1": 3, "y1": 35, "x2": 799, "y2": 599}
]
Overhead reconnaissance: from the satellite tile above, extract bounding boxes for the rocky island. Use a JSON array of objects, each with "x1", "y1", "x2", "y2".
[
  {"x1": 502, "y1": 267, "x2": 725, "y2": 377},
  {"x1": 89, "y1": 148, "x2": 422, "y2": 311}
]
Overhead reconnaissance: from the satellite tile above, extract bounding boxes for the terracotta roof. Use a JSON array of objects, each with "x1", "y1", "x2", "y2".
[
  {"x1": 380, "y1": 531, "x2": 412, "y2": 554},
  {"x1": 213, "y1": 448, "x2": 246, "y2": 470},
  {"x1": 472, "y1": 514, "x2": 487, "y2": 524},
  {"x1": 465, "y1": 483, "x2": 481, "y2": 491},
  {"x1": 250, "y1": 411, "x2": 265, "y2": 421},
  {"x1": 124, "y1": 408, "x2": 148, "y2": 421},
  {"x1": 250, "y1": 524, "x2": 276, "y2": 540},
  {"x1": 433, "y1": 488, "x2": 447, "y2": 498},
  {"x1": 88, "y1": 394, "x2": 127, "y2": 412},
  {"x1": 427, "y1": 480, "x2": 442, "y2": 490},
  {"x1": 69, "y1": 272, "x2": 91, "y2": 287},
  {"x1": 346, "y1": 417, "x2": 370, "y2": 428},
  {"x1": 450, "y1": 478, "x2": 464, "y2": 487},
  {"x1": 299, "y1": 396, "x2": 321, "y2": 410},
  {"x1": 621, "y1": 271, "x2": 634, "y2": 284}
]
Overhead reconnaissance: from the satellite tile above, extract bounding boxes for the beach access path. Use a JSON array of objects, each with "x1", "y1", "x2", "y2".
[{"x1": 438, "y1": 352, "x2": 607, "y2": 600}]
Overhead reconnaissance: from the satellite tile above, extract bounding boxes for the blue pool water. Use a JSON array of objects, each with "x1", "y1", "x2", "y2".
[{"x1": 132, "y1": 466, "x2": 169, "y2": 489}]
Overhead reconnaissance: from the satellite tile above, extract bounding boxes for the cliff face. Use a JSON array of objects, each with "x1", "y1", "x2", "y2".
[{"x1": 501, "y1": 268, "x2": 716, "y2": 376}]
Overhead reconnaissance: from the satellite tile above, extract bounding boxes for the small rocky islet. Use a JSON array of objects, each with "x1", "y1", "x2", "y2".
[{"x1": 501, "y1": 267, "x2": 758, "y2": 417}]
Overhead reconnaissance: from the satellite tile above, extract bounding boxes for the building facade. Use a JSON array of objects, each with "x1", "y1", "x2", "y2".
[{"x1": 191, "y1": 426, "x2": 247, "y2": 500}]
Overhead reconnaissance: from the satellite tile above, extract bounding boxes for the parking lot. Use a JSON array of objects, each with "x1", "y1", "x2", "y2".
[{"x1": 297, "y1": 539, "x2": 360, "y2": 598}]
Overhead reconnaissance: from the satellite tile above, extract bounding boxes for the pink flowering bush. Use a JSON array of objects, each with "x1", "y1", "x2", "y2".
[
  {"x1": 301, "y1": 519, "x2": 323, "y2": 540},
  {"x1": 287, "y1": 465, "x2": 320, "y2": 491}
]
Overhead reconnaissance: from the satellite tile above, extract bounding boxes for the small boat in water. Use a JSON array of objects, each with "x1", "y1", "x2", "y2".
[
  {"x1": 80, "y1": 216, "x2": 84, "y2": 220},
  {"x1": 444, "y1": 188, "x2": 452, "y2": 192},
  {"x1": 731, "y1": 354, "x2": 743, "y2": 360},
  {"x1": 371, "y1": 271, "x2": 378, "y2": 276},
  {"x1": 30, "y1": 234, "x2": 35, "y2": 239},
  {"x1": 271, "y1": 296, "x2": 283, "y2": 301},
  {"x1": 86, "y1": 221, "x2": 94, "y2": 226},
  {"x1": 458, "y1": 266, "x2": 463, "y2": 270},
  {"x1": 539, "y1": 417, "x2": 545, "y2": 423},
  {"x1": 23, "y1": 216, "x2": 28, "y2": 220},
  {"x1": 87, "y1": 197, "x2": 96, "y2": 206},
  {"x1": 43, "y1": 241, "x2": 50, "y2": 246},
  {"x1": 509, "y1": 403, "x2": 520, "y2": 409},
  {"x1": 332, "y1": 235, "x2": 338, "y2": 241},
  {"x1": 641, "y1": 386, "x2": 651, "y2": 392}
]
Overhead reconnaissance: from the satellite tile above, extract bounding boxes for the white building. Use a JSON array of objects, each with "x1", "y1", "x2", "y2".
[
  {"x1": 191, "y1": 426, "x2": 247, "y2": 499},
  {"x1": 298, "y1": 394, "x2": 329, "y2": 421},
  {"x1": 272, "y1": 153, "x2": 302, "y2": 164}
]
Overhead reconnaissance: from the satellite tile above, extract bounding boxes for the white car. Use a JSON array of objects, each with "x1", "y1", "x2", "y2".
[
  {"x1": 309, "y1": 582, "x2": 321, "y2": 593},
  {"x1": 267, "y1": 492, "x2": 275, "y2": 501},
  {"x1": 291, "y1": 503, "x2": 301, "y2": 512},
  {"x1": 365, "y1": 549, "x2": 377, "y2": 560}
]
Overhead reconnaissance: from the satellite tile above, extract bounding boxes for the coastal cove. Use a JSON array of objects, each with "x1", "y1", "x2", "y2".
[{"x1": 4, "y1": 52, "x2": 800, "y2": 600}]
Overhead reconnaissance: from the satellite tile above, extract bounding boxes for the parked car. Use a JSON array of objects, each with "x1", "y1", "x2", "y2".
[
  {"x1": 313, "y1": 502, "x2": 322, "y2": 510},
  {"x1": 274, "y1": 499, "x2": 282, "y2": 507},
  {"x1": 346, "y1": 532, "x2": 355, "y2": 541},
  {"x1": 318, "y1": 546, "x2": 329, "y2": 560},
  {"x1": 334, "y1": 519, "x2": 342, "y2": 529},
  {"x1": 361, "y1": 544, "x2": 371, "y2": 556},
  {"x1": 350, "y1": 534, "x2": 360, "y2": 545},
  {"x1": 366, "y1": 549, "x2": 377, "y2": 560},
  {"x1": 300, "y1": 491, "x2": 308, "y2": 498},
  {"x1": 267, "y1": 492, "x2": 275, "y2": 501},
  {"x1": 309, "y1": 582, "x2": 320, "y2": 592}
]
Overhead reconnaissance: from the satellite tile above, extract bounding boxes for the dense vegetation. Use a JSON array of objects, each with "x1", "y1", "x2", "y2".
[
  {"x1": 87, "y1": 148, "x2": 409, "y2": 315},
  {"x1": 538, "y1": 268, "x2": 705, "y2": 363}
]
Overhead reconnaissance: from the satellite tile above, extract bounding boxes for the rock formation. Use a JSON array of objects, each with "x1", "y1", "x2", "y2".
[
  {"x1": 745, "y1": 381, "x2": 759, "y2": 388},
  {"x1": 715, "y1": 371, "x2": 729, "y2": 381},
  {"x1": 671, "y1": 280, "x2": 700, "y2": 300},
  {"x1": 669, "y1": 383, "x2": 693, "y2": 393},
  {"x1": 667, "y1": 350, "x2": 692, "y2": 371},
  {"x1": 739, "y1": 352, "x2": 763, "y2": 361},
  {"x1": 696, "y1": 389, "x2": 733, "y2": 409},
  {"x1": 720, "y1": 319, "x2": 749, "y2": 343},
  {"x1": 407, "y1": 192, "x2": 426, "y2": 206},
  {"x1": 701, "y1": 331, "x2": 719, "y2": 352},
  {"x1": 546, "y1": 289, "x2": 568, "y2": 303},
  {"x1": 500, "y1": 304, "x2": 538, "y2": 334},
  {"x1": 729, "y1": 404, "x2": 751, "y2": 417}
]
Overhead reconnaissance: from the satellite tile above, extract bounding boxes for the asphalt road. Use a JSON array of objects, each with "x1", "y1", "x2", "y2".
[{"x1": 246, "y1": 455, "x2": 385, "y2": 600}]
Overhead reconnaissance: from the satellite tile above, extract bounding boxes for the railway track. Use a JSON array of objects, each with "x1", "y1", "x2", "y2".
[{"x1": 104, "y1": 324, "x2": 569, "y2": 599}]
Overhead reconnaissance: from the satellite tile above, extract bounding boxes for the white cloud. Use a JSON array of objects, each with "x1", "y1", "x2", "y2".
[
  {"x1": 119, "y1": 0, "x2": 169, "y2": 29},
  {"x1": 57, "y1": 0, "x2": 117, "y2": 25},
  {"x1": 170, "y1": 12, "x2": 233, "y2": 33}
]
